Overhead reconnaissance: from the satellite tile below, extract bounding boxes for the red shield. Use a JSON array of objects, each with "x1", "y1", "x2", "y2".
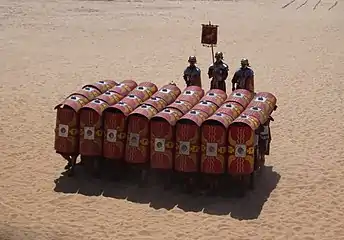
[
  {"x1": 225, "y1": 89, "x2": 254, "y2": 109},
  {"x1": 129, "y1": 82, "x2": 158, "y2": 102},
  {"x1": 191, "y1": 100, "x2": 218, "y2": 117},
  {"x1": 54, "y1": 94, "x2": 89, "y2": 154},
  {"x1": 110, "y1": 80, "x2": 137, "y2": 97},
  {"x1": 200, "y1": 89, "x2": 227, "y2": 107},
  {"x1": 82, "y1": 80, "x2": 117, "y2": 94},
  {"x1": 120, "y1": 79, "x2": 138, "y2": 89},
  {"x1": 121, "y1": 95, "x2": 143, "y2": 109},
  {"x1": 248, "y1": 92, "x2": 277, "y2": 115},
  {"x1": 176, "y1": 86, "x2": 204, "y2": 105},
  {"x1": 125, "y1": 104, "x2": 158, "y2": 164},
  {"x1": 228, "y1": 114, "x2": 260, "y2": 175},
  {"x1": 216, "y1": 102, "x2": 244, "y2": 120},
  {"x1": 201, "y1": 113, "x2": 233, "y2": 174},
  {"x1": 79, "y1": 99, "x2": 109, "y2": 156},
  {"x1": 96, "y1": 91, "x2": 124, "y2": 106},
  {"x1": 102, "y1": 97, "x2": 143, "y2": 160},
  {"x1": 167, "y1": 100, "x2": 193, "y2": 115},
  {"x1": 152, "y1": 84, "x2": 181, "y2": 105},
  {"x1": 150, "y1": 108, "x2": 183, "y2": 169},
  {"x1": 144, "y1": 97, "x2": 168, "y2": 112},
  {"x1": 175, "y1": 110, "x2": 208, "y2": 173},
  {"x1": 72, "y1": 86, "x2": 101, "y2": 101},
  {"x1": 241, "y1": 106, "x2": 268, "y2": 125}
]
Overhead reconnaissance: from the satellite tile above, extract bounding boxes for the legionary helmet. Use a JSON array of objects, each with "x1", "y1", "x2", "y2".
[
  {"x1": 241, "y1": 58, "x2": 250, "y2": 67},
  {"x1": 188, "y1": 56, "x2": 197, "y2": 63},
  {"x1": 215, "y1": 52, "x2": 223, "y2": 60}
]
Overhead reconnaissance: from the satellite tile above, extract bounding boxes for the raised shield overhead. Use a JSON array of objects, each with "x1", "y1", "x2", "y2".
[
  {"x1": 95, "y1": 91, "x2": 125, "y2": 106},
  {"x1": 144, "y1": 97, "x2": 168, "y2": 112},
  {"x1": 121, "y1": 79, "x2": 138, "y2": 89},
  {"x1": 175, "y1": 110, "x2": 208, "y2": 173},
  {"x1": 102, "y1": 97, "x2": 143, "y2": 160},
  {"x1": 200, "y1": 89, "x2": 227, "y2": 107},
  {"x1": 109, "y1": 80, "x2": 138, "y2": 97},
  {"x1": 54, "y1": 94, "x2": 90, "y2": 155},
  {"x1": 121, "y1": 94, "x2": 143, "y2": 110},
  {"x1": 191, "y1": 100, "x2": 218, "y2": 117},
  {"x1": 150, "y1": 107, "x2": 183, "y2": 170},
  {"x1": 79, "y1": 99, "x2": 109, "y2": 156},
  {"x1": 129, "y1": 82, "x2": 158, "y2": 102},
  {"x1": 247, "y1": 92, "x2": 277, "y2": 156},
  {"x1": 241, "y1": 106, "x2": 269, "y2": 125},
  {"x1": 152, "y1": 84, "x2": 181, "y2": 105},
  {"x1": 176, "y1": 86, "x2": 205, "y2": 106},
  {"x1": 201, "y1": 112, "x2": 234, "y2": 174},
  {"x1": 216, "y1": 101, "x2": 244, "y2": 120},
  {"x1": 247, "y1": 92, "x2": 277, "y2": 116},
  {"x1": 72, "y1": 86, "x2": 102, "y2": 101},
  {"x1": 82, "y1": 80, "x2": 117, "y2": 94},
  {"x1": 228, "y1": 114, "x2": 261, "y2": 175},
  {"x1": 167, "y1": 100, "x2": 193, "y2": 115},
  {"x1": 125, "y1": 104, "x2": 158, "y2": 164},
  {"x1": 225, "y1": 89, "x2": 254, "y2": 109}
]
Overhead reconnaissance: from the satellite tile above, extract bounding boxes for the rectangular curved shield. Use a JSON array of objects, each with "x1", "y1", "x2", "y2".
[
  {"x1": 125, "y1": 105, "x2": 158, "y2": 164},
  {"x1": 174, "y1": 110, "x2": 208, "y2": 173},
  {"x1": 201, "y1": 115, "x2": 233, "y2": 174},
  {"x1": 150, "y1": 108, "x2": 183, "y2": 170},
  {"x1": 227, "y1": 115, "x2": 260, "y2": 175},
  {"x1": 54, "y1": 94, "x2": 90, "y2": 155},
  {"x1": 79, "y1": 99, "x2": 109, "y2": 156}
]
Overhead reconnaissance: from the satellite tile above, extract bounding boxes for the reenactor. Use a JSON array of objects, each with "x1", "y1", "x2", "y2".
[
  {"x1": 207, "y1": 51, "x2": 229, "y2": 91},
  {"x1": 183, "y1": 56, "x2": 202, "y2": 88},
  {"x1": 231, "y1": 58, "x2": 255, "y2": 92}
]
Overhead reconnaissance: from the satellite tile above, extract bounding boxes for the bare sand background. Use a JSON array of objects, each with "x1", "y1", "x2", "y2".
[{"x1": 1, "y1": 0, "x2": 344, "y2": 239}]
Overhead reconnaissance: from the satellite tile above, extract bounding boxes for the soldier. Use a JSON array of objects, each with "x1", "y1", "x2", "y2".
[
  {"x1": 183, "y1": 56, "x2": 202, "y2": 88},
  {"x1": 231, "y1": 58, "x2": 255, "y2": 92},
  {"x1": 207, "y1": 51, "x2": 229, "y2": 92}
]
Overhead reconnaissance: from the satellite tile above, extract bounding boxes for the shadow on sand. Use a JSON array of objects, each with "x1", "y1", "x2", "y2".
[{"x1": 53, "y1": 165, "x2": 280, "y2": 220}]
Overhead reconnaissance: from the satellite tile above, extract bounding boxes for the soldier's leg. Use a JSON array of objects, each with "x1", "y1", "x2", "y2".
[
  {"x1": 61, "y1": 154, "x2": 72, "y2": 169},
  {"x1": 210, "y1": 80, "x2": 216, "y2": 90},
  {"x1": 68, "y1": 155, "x2": 77, "y2": 177}
]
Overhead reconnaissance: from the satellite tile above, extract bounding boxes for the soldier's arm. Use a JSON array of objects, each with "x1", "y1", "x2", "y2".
[
  {"x1": 208, "y1": 66, "x2": 213, "y2": 78},
  {"x1": 224, "y1": 67, "x2": 229, "y2": 80},
  {"x1": 197, "y1": 68, "x2": 202, "y2": 81},
  {"x1": 231, "y1": 71, "x2": 238, "y2": 84},
  {"x1": 223, "y1": 64, "x2": 229, "y2": 80},
  {"x1": 246, "y1": 69, "x2": 255, "y2": 92},
  {"x1": 183, "y1": 69, "x2": 188, "y2": 81},
  {"x1": 231, "y1": 71, "x2": 238, "y2": 91}
]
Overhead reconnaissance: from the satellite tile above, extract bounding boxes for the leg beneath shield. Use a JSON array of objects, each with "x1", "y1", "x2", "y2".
[
  {"x1": 61, "y1": 154, "x2": 72, "y2": 170},
  {"x1": 67, "y1": 155, "x2": 78, "y2": 177},
  {"x1": 81, "y1": 155, "x2": 103, "y2": 178}
]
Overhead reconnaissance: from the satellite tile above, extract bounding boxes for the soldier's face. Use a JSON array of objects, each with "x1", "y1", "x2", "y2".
[{"x1": 189, "y1": 61, "x2": 195, "y2": 66}]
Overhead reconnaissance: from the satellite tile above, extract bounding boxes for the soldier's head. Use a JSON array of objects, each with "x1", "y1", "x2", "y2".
[
  {"x1": 215, "y1": 52, "x2": 223, "y2": 62},
  {"x1": 241, "y1": 58, "x2": 250, "y2": 68},
  {"x1": 188, "y1": 56, "x2": 197, "y2": 66}
]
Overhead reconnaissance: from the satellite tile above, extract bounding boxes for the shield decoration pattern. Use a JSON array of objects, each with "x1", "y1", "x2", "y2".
[{"x1": 228, "y1": 119, "x2": 258, "y2": 175}]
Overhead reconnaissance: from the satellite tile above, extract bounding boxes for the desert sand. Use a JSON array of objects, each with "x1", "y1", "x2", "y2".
[{"x1": 1, "y1": 0, "x2": 344, "y2": 239}]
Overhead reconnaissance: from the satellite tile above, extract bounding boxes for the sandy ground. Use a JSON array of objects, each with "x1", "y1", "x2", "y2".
[{"x1": 1, "y1": 0, "x2": 344, "y2": 239}]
